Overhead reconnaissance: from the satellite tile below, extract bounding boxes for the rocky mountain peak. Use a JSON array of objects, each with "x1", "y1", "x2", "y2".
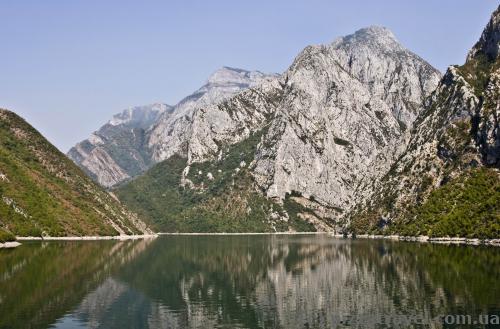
[
  {"x1": 329, "y1": 25, "x2": 403, "y2": 55},
  {"x1": 287, "y1": 26, "x2": 441, "y2": 127},
  {"x1": 251, "y1": 27, "x2": 441, "y2": 214},
  {"x1": 68, "y1": 65, "x2": 278, "y2": 187},
  {"x1": 467, "y1": 5, "x2": 500, "y2": 62},
  {"x1": 175, "y1": 67, "x2": 276, "y2": 109},
  {"x1": 342, "y1": 25, "x2": 398, "y2": 45}
]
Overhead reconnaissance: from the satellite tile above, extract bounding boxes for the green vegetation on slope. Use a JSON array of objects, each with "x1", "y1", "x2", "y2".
[
  {"x1": 0, "y1": 109, "x2": 148, "y2": 237},
  {"x1": 282, "y1": 192, "x2": 318, "y2": 232},
  {"x1": 114, "y1": 154, "x2": 195, "y2": 231},
  {"x1": 99, "y1": 127, "x2": 154, "y2": 177},
  {"x1": 396, "y1": 168, "x2": 500, "y2": 238},
  {"x1": 116, "y1": 128, "x2": 316, "y2": 233},
  {"x1": 351, "y1": 168, "x2": 500, "y2": 239},
  {"x1": 172, "y1": 172, "x2": 285, "y2": 233},
  {"x1": 0, "y1": 228, "x2": 15, "y2": 242},
  {"x1": 457, "y1": 52, "x2": 499, "y2": 98},
  {"x1": 349, "y1": 13, "x2": 500, "y2": 238}
]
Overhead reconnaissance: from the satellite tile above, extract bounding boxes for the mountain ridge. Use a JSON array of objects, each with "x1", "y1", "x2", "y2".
[
  {"x1": 73, "y1": 8, "x2": 499, "y2": 236},
  {"x1": 0, "y1": 109, "x2": 152, "y2": 240},
  {"x1": 349, "y1": 5, "x2": 500, "y2": 238},
  {"x1": 116, "y1": 25, "x2": 442, "y2": 233},
  {"x1": 147, "y1": 67, "x2": 278, "y2": 163},
  {"x1": 68, "y1": 67, "x2": 277, "y2": 187}
]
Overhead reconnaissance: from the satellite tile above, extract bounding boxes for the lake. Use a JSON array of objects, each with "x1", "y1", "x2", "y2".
[{"x1": 0, "y1": 235, "x2": 499, "y2": 328}]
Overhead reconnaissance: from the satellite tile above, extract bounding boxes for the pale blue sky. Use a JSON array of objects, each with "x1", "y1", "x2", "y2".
[{"x1": 0, "y1": 1, "x2": 497, "y2": 151}]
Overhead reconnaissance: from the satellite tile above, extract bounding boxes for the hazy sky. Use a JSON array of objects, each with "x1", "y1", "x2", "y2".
[{"x1": 1, "y1": 1, "x2": 498, "y2": 152}]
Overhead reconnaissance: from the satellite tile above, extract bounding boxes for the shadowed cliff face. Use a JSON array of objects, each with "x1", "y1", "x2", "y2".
[{"x1": 3, "y1": 236, "x2": 498, "y2": 329}]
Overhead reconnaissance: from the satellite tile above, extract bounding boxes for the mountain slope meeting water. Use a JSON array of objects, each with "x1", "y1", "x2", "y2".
[
  {"x1": 76, "y1": 6, "x2": 499, "y2": 237},
  {"x1": 349, "y1": 6, "x2": 500, "y2": 238},
  {"x1": 115, "y1": 127, "x2": 317, "y2": 233},
  {"x1": 115, "y1": 25, "x2": 442, "y2": 233},
  {"x1": 0, "y1": 109, "x2": 151, "y2": 241}
]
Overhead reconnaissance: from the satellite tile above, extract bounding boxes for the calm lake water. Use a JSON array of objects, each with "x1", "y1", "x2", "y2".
[{"x1": 0, "y1": 235, "x2": 499, "y2": 329}]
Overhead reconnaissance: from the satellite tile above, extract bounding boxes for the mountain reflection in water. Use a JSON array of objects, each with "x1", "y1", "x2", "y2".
[{"x1": 0, "y1": 235, "x2": 499, "y2": 328}]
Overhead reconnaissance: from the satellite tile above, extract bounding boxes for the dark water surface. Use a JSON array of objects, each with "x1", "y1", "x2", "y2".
[{"x1": 0, "y1": 235, "x2": 499, "y2": 328}]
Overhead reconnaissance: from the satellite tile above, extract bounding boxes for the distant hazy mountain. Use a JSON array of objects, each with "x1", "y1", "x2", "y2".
[
  {"x1": 0, "y1": 109, "x2": 151, "y2": 239},
  {"x1": 68, "y1": 103, "x2": 172, "y2": 187},
  {"x1": 68, "y1": 67, "x2": 276, "y2": 187}
]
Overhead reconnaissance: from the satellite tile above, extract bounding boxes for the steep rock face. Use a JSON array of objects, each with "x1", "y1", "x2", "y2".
[
  {"x1": 349, "y1": 6, "x2": 500, "y2": 236},
  {"x1": 467, "y1": 6, "x2": 500, "y2": 62},
  {"x1": 186, "y1": 78, "x2": 283, "y2": 163},
  {"x1": 116, "y1": 27, "x2": 441, "y2": 232},
  {"x1": 148, "y1": 67, "x2": 278, "y2": 162},
  {"x1": 0, "y1": 109, "x2": 152, "y2": 237},
  {"x1": 253, "y1": 26, "x2": 441, "y2": 215},
  {"x1": 469, "y1": 6, "x2": 500, "y2": 166},
  {"x1": 68, "y1": 103, "x2": 172, "y2": 187}
]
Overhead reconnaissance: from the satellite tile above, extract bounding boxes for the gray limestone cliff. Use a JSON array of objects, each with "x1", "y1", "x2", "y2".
[{"x1": 114, "y1": 26, "x2": 442, "y2": 232}]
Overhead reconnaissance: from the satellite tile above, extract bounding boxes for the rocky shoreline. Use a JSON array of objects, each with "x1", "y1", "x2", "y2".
[
  {"x1": 0, "y1": 234, "x2": 158, "y2": 248},
  {"x1": 0, "y1": 241, "x2": 22, "y2": 249},
  {"x1": 158, "y1": 232, "x2": 500, "y2": 246},
  {"x1": 16, "y1": 234, "x2": 158, "y2": 241},
  {"x1": 2, "y1": 233, "x2": 499, "y2": 249},
  {"x1": 158, "y1": 232, "x2": 324, "y2": 236},
  {"x1": 345, "y1": 234, "x2": 500, "y2": 246}
]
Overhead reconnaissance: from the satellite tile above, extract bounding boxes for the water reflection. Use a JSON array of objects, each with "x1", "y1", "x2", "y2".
[
  {"x1": 1, "y1": 236, "x2": 499, "y2": 328},
  {"x1": 0, "y1": 239, "x2": 154, "y2": 329}
]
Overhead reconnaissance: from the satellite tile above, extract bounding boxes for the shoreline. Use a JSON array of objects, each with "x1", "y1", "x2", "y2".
[
  {"x1": 3, "y1": 232, "x2": 500, "y2": 248},
  {"x1": 16, "y1": 234, "x2": 158, "y2": 241},
  {"x1": 346, "y1": 234, "x2": 500, "y2": 246},
  {"x1": 161, "y1": 232, "x2": 500, "y2": 246},
  {"x1": 157, "y1": 232, "x2": 325, "y2": 236},
  {"x1": 0, "y1": 241, "x2": 22, "y2": 249},
  {"x1": 1, "y1": 234, "x2": 159, "y2": 248}
]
